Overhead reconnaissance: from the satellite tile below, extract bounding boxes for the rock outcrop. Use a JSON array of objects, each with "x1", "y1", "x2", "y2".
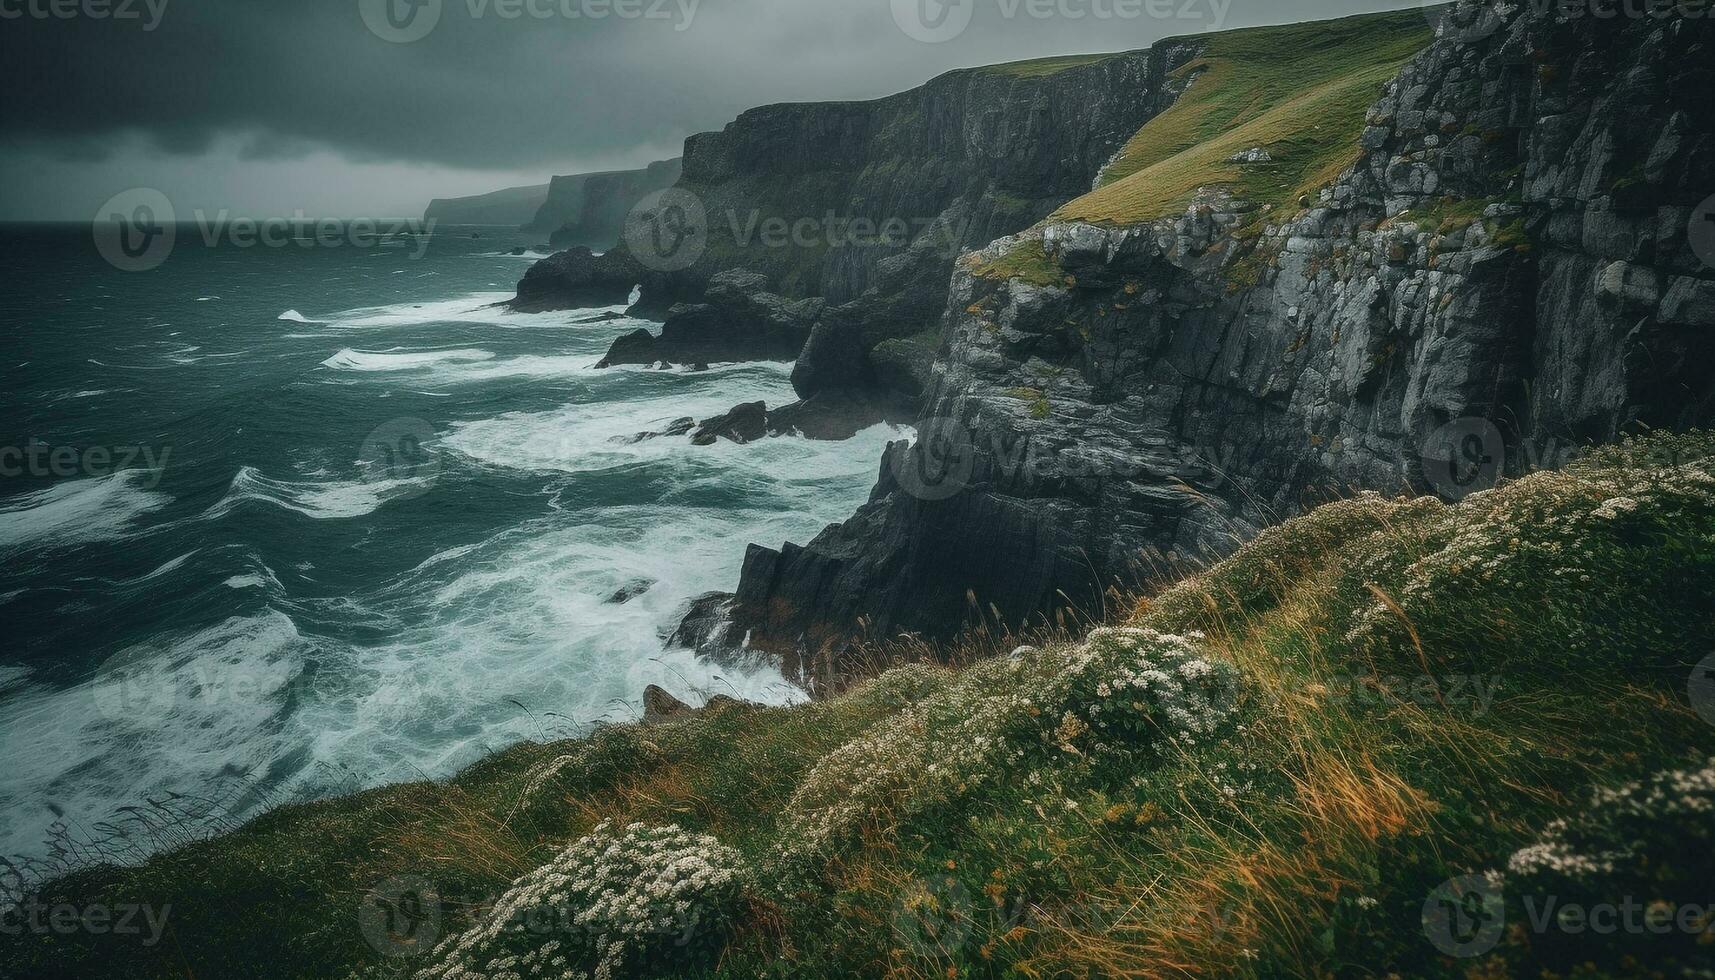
[
  {"x1": 510, "y1": 246, "x2": 645, "y2": 313},
  {"x1": 594, "y1": 270, "x2": 823, "y2": 367},
  {"x1": 719, "y1": 2, "x2": 1715, "y2": 684}
]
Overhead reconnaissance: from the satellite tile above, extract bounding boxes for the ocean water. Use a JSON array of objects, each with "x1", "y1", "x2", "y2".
[{"x1": 0, "y1": 224, "x2": 901, "y2": 871}]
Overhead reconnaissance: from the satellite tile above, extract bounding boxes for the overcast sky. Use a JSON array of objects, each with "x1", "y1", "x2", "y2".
[{"x1": 0, "y1": 0, "x2": 1424, "y2": 220}]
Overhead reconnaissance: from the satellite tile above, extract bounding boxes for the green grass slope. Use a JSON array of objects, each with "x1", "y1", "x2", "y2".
[
  {"x1": 1056, "y1": 10, "x2": 1434, "y2": 225},
  {"x1": 8, "y1": 432, "x2": 1714, "y2": 979}
]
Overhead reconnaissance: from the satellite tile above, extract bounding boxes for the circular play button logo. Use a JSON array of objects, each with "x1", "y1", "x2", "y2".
[
  {"x1": 93, "y1": 188, "x2": 175, "y2": 272},
  {"x1": 360, "y1": 0, "x2": 442, "y2": 43},
  {"x1": 892, "y1": 0, "x2": 974, "y2": 43}
]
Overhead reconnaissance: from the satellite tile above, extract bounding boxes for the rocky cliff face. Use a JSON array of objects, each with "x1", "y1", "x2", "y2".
[
  {"x1": 523, "y1": 158, "x2": 682, "y2": 242},
  {"x1": 512, "y1": 50, "x2": 1199, "y2": 403},
  {"x1": 424, "y1": 183, "x2": 550, "y2": 226},
  {"x1": 723, "y1": 2, "x2": 1715, "y2": 684},
  {"x1": 670, "y1": 49, "x2": 1196, "y2": 303}
]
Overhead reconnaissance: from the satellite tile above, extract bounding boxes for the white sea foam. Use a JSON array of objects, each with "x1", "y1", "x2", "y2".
[
  {"x1": 320, "y1": 347, "x2": 496, "y2": 372},
  {"x1": 441, "y1": 363, "x2": 821, "y2": 474},
  {"x1": 277, "y1": 309, "x2": 316, "y2": 323},
  {"x1": 0, "y1": 611, "x2": 312, "y2": 865},
  {"x1": 0, "y1": 471, "x2": 172, "y2": 556},
  {"x1": 208, "y1": 466, "x2": 435, "y2": 521},
  {"x1": 312, "y1": 291, "x2": 640, "y2": 330}
]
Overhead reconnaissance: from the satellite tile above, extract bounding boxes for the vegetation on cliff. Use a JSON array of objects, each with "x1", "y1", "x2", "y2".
[
  {"x1": 9, "y1": 431, "x2": 1714, "y2": 978},
  {"x1": 1058, "y1": 9, "x2": 1433, "y2": 224}
]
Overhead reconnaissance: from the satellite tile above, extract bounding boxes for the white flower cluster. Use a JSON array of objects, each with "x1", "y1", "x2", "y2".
[
  {"x1": 1058, "y1": 627, "x2": 1241, "y2": 756},
  {"x1": 781, "y1": 628, "x2": 1241, "y2": 853},
  {"x1": 1340, "y1": 450, "x2": 1715, "y2": 665},
  {"x1": 417, "y1": 821, "x2": 747, "y2": 980},
  {"x1": 1505, "y1": 760, "x2": 1715, "y2": 884}
]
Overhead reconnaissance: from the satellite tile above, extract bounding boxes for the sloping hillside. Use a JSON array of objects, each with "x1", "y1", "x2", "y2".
[{"x1": 6, "y1": 432, "x2": 1712, "y2": 978}]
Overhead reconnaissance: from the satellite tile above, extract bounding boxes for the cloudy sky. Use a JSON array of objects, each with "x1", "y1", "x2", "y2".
[{"x1": 0, "y1": 0, "x2": 1424, "y2": 220}]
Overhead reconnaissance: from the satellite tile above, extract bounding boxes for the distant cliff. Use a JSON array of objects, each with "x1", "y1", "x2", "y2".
[
  {"x1": 722, "y1": 4, "x2": 1715, "y2": 682},
  {"x1": 513, "y1": 49, "x2": 1200, "y2": 415},
  {"x1": 524, "y1": 158, "x2": 683, "y2": 244},
  {"x1": 423, "y1": 183, "x2": 550, "y2": 226}
]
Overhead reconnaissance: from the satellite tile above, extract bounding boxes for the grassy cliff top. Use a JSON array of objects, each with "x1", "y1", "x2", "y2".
[
  {"x1": 973, "y1": 51, "x2": 1138, "y2": 79},
  {"x1": 1055, "y1": 9, "x2": 1434, "y2": 225},
  {"x1": 9, "y1": 431, "x2": 1715, "y2": 979}
]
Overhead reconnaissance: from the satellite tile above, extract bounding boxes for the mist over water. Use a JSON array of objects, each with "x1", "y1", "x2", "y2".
[{"x1": 0, "y1": 225, "x2": 900, "y2": 870}]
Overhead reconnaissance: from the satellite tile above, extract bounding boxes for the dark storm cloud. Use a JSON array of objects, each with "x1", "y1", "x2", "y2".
[{"x1": 0, "y1": 0, "x2": 1424, "y2": 216}]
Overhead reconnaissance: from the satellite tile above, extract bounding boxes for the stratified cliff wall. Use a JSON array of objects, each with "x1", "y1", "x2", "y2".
[
  {"x1": 524, "y1": 158, "x2": 683, "y2": 242},
  {"x1": 513, "y1": 48, "x2": 1201, "y2": 404},
  {"x1": 670, "y1": 49, "x2": 1196, "y2": 304},
  {"x1": 725, "y1": 2, "x2": 1715, "y2": 682}
]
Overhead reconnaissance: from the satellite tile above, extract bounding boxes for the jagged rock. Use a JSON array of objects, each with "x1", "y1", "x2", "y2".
[
  {"x1": 692, "y1": 401, "x2": 770, "y2": 446},
  {"x1": 509, "y1": 246, "x2": 642, "y2": 312},
  {"x1": 614, "y1": 417, "x2": 696, "y2": 445},
  {"x1": 668, "y1": 592, "x2": 738, "y2": 660},
  {"x1": 714, "y1": 2, "x2": 1715, "y2": 680},
  {"x1": 596, "y1": 270, "x2": 822, "y2": 368},
  {"x1": 639, "y1": 687, "x2": 753, "y2": 725},
  {"x1": 1596, "y1": 261, "x2": 1662, "y2": 311},
  {"x1": 642, "y1": 685, "x2": 694, "y2": 724},
  {"x1": 606, "y1": 580, "x2": 654, "y2": 604}
]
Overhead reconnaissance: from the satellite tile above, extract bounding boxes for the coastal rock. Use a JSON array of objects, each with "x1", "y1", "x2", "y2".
[
  {"x1": 641, "y1": 685, "x2": 694, "y2": 724},
  {"x1": 717, "y1": 2, "x2": 1715, "y2": 682},
  {"x1": 692, "y1": 401, "x2": 770, "y2": 446},
  {"x1": 606, "y1": 580, "x2": 654, "y2": 604},
  {"x1": 510, "y1": 246, "x2": 641, "y2": 313},
  {"x1": 595, "y1": 270, "x2": 822, "y2": 367}
]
